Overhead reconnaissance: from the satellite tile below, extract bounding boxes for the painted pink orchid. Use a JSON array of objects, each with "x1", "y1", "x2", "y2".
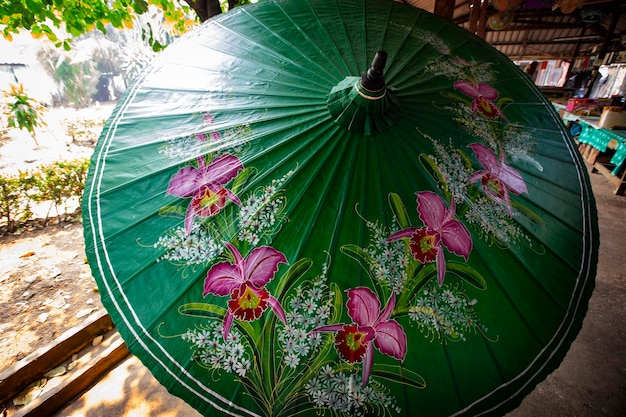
[
  {"x1": 387, "y1": 191, "x2": 472, "y2": 286},
  {"x1": 311, "y1": 287, "x2": 407, "y2": 387},
  {"x1": 454, "y1": 80, "x2": 508, "y2": 121},
  {"x1": 167, "y1": 153, "x2": 243, "y2": 234},
  {"x1": 204, "y1": 242, "x2": 288, "y2": 341},
  {"x1": 195, "y1": 114, "x2": 222, "y2": 142},
  {"x1": 468, "y1": 143, "x2": 528, "y2": 214}
]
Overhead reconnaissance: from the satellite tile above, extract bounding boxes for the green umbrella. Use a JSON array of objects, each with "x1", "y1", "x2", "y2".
[{"x1": 82, "y1": 0, "x2": 598, "y2": 416}]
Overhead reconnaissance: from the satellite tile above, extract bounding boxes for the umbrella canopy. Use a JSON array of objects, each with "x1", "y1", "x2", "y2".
[{"x1": 82, "y1": 0, "x2": 598, "y2": 416}]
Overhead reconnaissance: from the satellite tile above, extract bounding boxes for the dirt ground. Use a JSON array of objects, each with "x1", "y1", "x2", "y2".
[
  {"x1": 0, "y1": 104, "x2": 114, "y2": 373},
  {"x1": 0, "y1": 221, "x2": 101, "y2": 372}
]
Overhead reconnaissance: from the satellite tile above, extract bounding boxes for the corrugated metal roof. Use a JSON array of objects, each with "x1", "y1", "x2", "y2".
[{"x1": 401, "y1": 0, "x2": 626, "y2": 61}]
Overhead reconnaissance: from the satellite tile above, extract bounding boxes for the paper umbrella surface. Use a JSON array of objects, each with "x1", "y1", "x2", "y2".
[{"x1": 83, "y1": 0, "x2": 598, "y2": 416}]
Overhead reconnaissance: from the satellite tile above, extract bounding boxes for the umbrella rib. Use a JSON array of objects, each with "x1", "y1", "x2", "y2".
[
  {"x1": 442, "y1": 343, "x2": 465, "y2": 412},
  {"x1": 277, "y1": 126, "x2": 356, "y2": 263},
  {"x1": 150, "y1": 65, "x2": 332, "y2": 96},
  {"x1": 214, "y1": 12, "x2": 343, "y2": 86},
  {"x1": 274, "y1": 0, "x2": 354, "y2": 78},
  {"x1": 116, "y1": 96, "x2": 330, "y2": 133},
  {"x1": 377, "y1": 8, "x2": 423, "y2": 86},
  {"x1": 312, "y1": 0, "x2": 361, "y2": 76},
  {"x1": 370, "y1": 2, "x2": 393, "y2": 58}
]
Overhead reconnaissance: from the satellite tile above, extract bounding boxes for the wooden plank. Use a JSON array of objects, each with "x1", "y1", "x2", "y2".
[
  {"x1": 12, "y1": 332, "x2": 129, "y2": 417},
  {"x1": 0, "y1": 310, "x2": 113, "y2": 403},
  {"x1": 616, "y1": 177, "x2": 626, "y2": 195},
  {"x1": 586, "y1": 147, "x2": 600, "y2": 165},
  {"x1": 593, "y1": 162, "x2": 626, "y2": 195}
]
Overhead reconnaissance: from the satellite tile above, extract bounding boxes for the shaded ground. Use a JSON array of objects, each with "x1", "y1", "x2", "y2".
[{"x1": 508, "y1": 168, "x2": 626, "y2": 417}]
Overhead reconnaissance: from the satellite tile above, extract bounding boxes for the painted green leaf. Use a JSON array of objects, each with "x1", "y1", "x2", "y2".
[
  {"x1": 340, "y1": 244, "x2": 378, "y2": 288},
  {"x1": 512, "y1": 199, "x2": 543, "y2": 226},
  {"x1": 231, "y1": 166, "x2": 256, "y2": 195},
  {"x1": 399, "y1": 263, "x2": 437, "y2": 308},
  {"x1": 440, "y1": 90, "x2": 470, "y2": 105},
  {"x1": 329, "y1": 282, "x2": 343, "y2": 323},
  {"x1": 372, "y1": 364, "x2": 426, "y2": 389},
  {"x1": 178, "y1": 302, "x2": 224, "y2": 318},
  {"x1": 448, "y1": 261, "x2": 487, "y2": 290},
  {"x1": 419, "y1": 154, "x2": 447, "y2": 192},
  {"x1": 341, "y1": 244, "x2": 375, "y2": 268},
  {"x1": 178, "y1": 302, "x2": 256, "y2": 340},
  {"x1": 273, "y1": 257, "x2": 312, "y2": 299},
  {"x1": 498, "y1": 96, "x2": 514, "y2": 109},
  {"x1": 388, "y1": 192, "x2": 411, "y2": 229},
  {"x1": 158, "y1": 205, "x2": 186, "y2": 217}
]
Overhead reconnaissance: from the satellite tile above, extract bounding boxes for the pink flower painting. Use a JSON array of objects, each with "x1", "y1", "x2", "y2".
[
  {"x1": 387, "y1": 191, "x2": 472, "y2": 286},
  {"x1": 454, "y1": 80, "x2": 508, "y2": 120},
  {"x1": 167, "y1": 154, "x2": 243, "y2": 233},
  {"x1": 468, "y1": 143, "x2": 528, "y2": 214},
  {"x1": 204, "y1": 242, "x2": 288, "y2": 340},
  {"x1": 311, "y1": 287, "x2": 407, "y2": 387}
]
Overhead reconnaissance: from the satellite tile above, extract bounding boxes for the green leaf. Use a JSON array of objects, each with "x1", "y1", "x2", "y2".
[
  {"x1": 329, "y1": 282, "x2": 343, "y2": 323},
  {"x1": 178, "y1": 302, "x2": 224, "y2": 318},
  {"x1": 68, "y1": 24, "x2": 82, "y2": 37},
  {"x1": 455, "y1": 147, "x2": 474, "y2": 168},
  {"x1": 371, "y1": 364, "x2": 426, "y2": 389},
  {"x1": 231, "y1": 166, "x2": 256, "y2": 195},
  {"x1": 273, "y1": 257, "x2": 312, "y2": 299},
  {"x1": 178, "y1": 303, "x2": 257, "y2": 346},
  {"x1": 398, "y1": 263, "x2": 436, "y2": 309},
  {"x1": 498, "y1": 96, "x2": 514, "y2": 109},
  {"x1": 511, "y1": 199, "x2": 543, "y2": 226},
  {"x1": 133, "y1": 0, "x2": 149, "y2": 14},
  {"x1": 388, "y1": 192, "x2": 411, "y2": 229},
  {"x1": 447, "y1": 261, "x2": 487, "y2": 290},
  {"x1": 419, "y1": 154, "x2": 447, "y2": 193},
  {"x1": 440, "y1": 90, "x2": 470, "y2": 105},
  {"x1": 157, "y1": 205, "x2": 185, "y2": 217},
  {"x1": 340, "y1": 244, "x2": 376, "y2": 278}
]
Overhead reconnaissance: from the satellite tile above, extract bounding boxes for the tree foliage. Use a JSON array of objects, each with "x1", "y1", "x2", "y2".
[
  {"x1": 1, "y1": 83, "x2": 47, "y2": 146},
  {"x1": 0, "y1": 0, "x2": 251, "y2": 51}
]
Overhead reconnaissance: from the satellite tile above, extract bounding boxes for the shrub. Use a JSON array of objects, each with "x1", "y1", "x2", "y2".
[
  {"x1": 64, "y1": 117, "x2": 105, "y2": 143},
  {"x1": 0, "y1": 172, "x2": 35, "y2": 233},
  {"x1": 0, "y1": 158, "x2": 90, "y2": 234}
]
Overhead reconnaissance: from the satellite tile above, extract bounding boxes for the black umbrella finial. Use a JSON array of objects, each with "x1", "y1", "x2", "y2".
[
  {"x1": 361, "y1": 51, "x2": 387, "y2": 91},
  {"x1": 327, "y1": 50, "x2": 398, "y2": 135}
]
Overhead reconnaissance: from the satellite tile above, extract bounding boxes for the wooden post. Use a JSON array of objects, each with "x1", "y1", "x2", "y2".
[
  {"x1": 566, "y1": 27, "x2": 586, "y2": 83},
  {"x1": 477, "y1": 0, "x2": 489, "y2": 39},
  {"x1": 584, "y1": 11, "x2": 620, "y2": 97},
  {"x1": 434, "y1": 0, "x2": 456, "y2": 21},
  {"x1": 468, "y1": 0, "x2": 482, "y2": 34}
]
